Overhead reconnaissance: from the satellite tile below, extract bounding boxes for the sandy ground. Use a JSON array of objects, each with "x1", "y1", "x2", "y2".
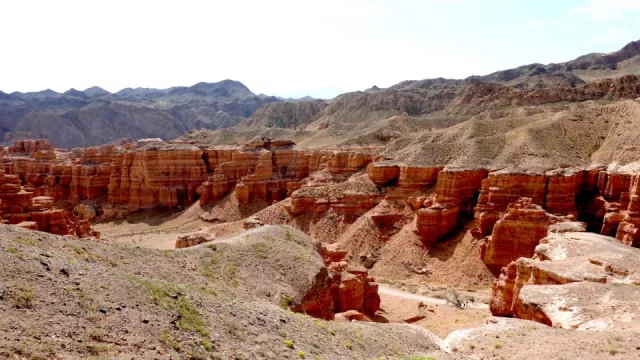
[{"x1": 377, "y1": 285, "x2": 492, "y2": 338}]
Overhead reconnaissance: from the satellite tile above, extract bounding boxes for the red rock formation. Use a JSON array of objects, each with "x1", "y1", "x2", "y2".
[
  {"x1": 107, "y1": 144, "x2": 207, "y2": 211},
  {"x1": 366, "y1": 162, "x2": 400, "y2": 185},
  {"x1": 294, "y1": 243, "x2": 380, "y2": 319},
  {"x1": 474, "y1": 170, "x2": 547, "y2": 237},
  {"x1": 545, "y1": 168, "x2": 581, "y2": 215},
  {"x1": 285, "y1": 174, "x2": 382, "y2": 217},
  {"x1": 175, "y1": 233, "x2": 215, "y2": 248},
  {"x1": 413, "y1": 168, "x2": 488, "y2": 245},
  {"x1": 0, "y1": 169, "x2": 90, "y2": 236},
  {"x1": 8, "y1": 139, "x2": 54, "y2": 155},
  {"x1": 398, "y1": 165, "x2": 442, "y2": 189},
  {"x1": 490, "y1": 231, "x2": 640, "y2": 328},
  {"x1": 480, "y1": 198, "x2": 550, "y2": 272},
  {"x1": 615, "y1": 173, "x2": 640, "y2": 247}
]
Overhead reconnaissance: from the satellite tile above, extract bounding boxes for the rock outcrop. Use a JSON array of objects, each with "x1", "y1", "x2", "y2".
[
  {"x1": 0, "y1": 169, "x2": 96, "y2": 237},
  {"x1": 412, "y1": 168, "x2": 488, "y2": 245},
  {"x1": 175, "y1": 233, "x2": 216, "y2": 248},
  {"x1": 480, "y1": 198, "x2": 553, "y2": 271},
  {"x1": 294, "y1": 243, "x2": 381, "y2": 319},
  {"x1": 491, "y1": 231, "x2": 640, "y2": 329},
  {"x1": 474, "y1": 170, "x2": 547, "y2": 237}
]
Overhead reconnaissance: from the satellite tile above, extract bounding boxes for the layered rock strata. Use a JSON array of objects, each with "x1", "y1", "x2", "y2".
[
  {"x1": 294, "y1": 243, "x2": 381, "y2": 319},
  {"x1": 490, "y1": 231, "x2": 640, "y2": 329},
  {"x1": 411, "y1": 168, "x2": 488, "y2": 245}
]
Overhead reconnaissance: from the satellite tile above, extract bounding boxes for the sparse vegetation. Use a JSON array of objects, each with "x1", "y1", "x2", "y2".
[
  {"x1": 345, "y1": 342, "x2": 353, "y2": 350},
  {"x1": 251, "y1": 242, "x2": 269, "y2": 259},
  {"x1": 283, "y1": 339, "x2": 295, "y2": 349},
  {"x1": 205, "y1": 243, "x2": 218, "y2": 251},
  {"x1": 442, "y1": 288, "x2": 474, "y2": 309},
  {"x1": 13, "y1": 237, "x2": 36, "y2": 246},
  {"x1": 297, "y1": 350, "x2": 306, "y2": 358},
  {"x1": 14, "y1": 287, "x2": 35, "y2": 309},
  {"x1": 128, "y1": 276, "x2": 209, "y2": 337},
  {"x1": 280, "y1": 294, "x2": 293, "y2": 309},
  {"x1": 87, "y1": 327, "x2": 105, "y2": 342}
]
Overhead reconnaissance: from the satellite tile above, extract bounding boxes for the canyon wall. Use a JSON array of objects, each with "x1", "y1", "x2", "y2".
[{"x1": 5, "y1": 138, "x2": 640, "y2": 254}]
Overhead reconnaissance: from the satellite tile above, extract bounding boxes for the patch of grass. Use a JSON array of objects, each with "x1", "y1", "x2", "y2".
[
  {"x1": 205, "y1": 244, "x2": 217, "y2": 251},
  {"x1": 328, "y1": 329, "x2": 335, "y2": 336},
  {"x1": 159, "y1": 328, "x2": 181, "y2": 351},
  {"x1": 99, "y1": 284, "x2": 109, "y2": 290},
  {"x1": 85, "y1": 343, "x2": 110, "y2": 355},
  {"x1": 251, "y1": 242, "x2": 269, "y2": 259},
  {"x1": 5, "y1": 247, "x2": 18, "y2": 253},
  {"x1": 493, "y1": 341, "x2": 502, "y2": 349},
  {"x1": 128, "y1": 276, "x2": 209, "y2": 337},
  {"x1": 199, "y1": 263, "x2": 216, "y2": 282},
  {"x1": 297, "y1": 350, "x2": 306, "y2": 358},
  {"x1": 13, "y1": 237, "x2": 36, "y2": 246},
  {"x1": 283, "y1": 339, "x2": 295, "y2": 349},
  {"x1": 203, "y1": 338, "x2": 213, "y2": 352},
  {"x1": 280, "y1": 294, "x2": 293, "y2": 309},
  {"x1": 79, "y1": 288, "x2": 97, "y2": 311},
  {"x1": 344, "y1": 342, "x2": 353, "y2": 350},
  {"x1": 608, "y1": 346, "x2": 618, "y2": 355},
  {"x1": 64, "y1": 242, "x2": 85, "y2": 255},
  {"x1": 285, "y1": 230, "x2": 293, "y2": 242},
  {"x1": 313, "y1": 320, "x2": 326, "y2": 330},
  {"x1": 87, "y1": 327, "x2": 105, "y2": 342},
  {"x1": 14, "y1": 287, "x2": 35, "y2": 309}
]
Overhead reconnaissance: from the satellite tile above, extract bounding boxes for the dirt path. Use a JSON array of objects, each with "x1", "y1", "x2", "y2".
[{"x1": 378, "y1": 284, "x2": 488, "y2": 309}]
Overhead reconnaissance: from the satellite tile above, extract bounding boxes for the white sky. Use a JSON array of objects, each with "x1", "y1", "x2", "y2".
[{"x1": 1, "y1": 0, "x2": 639, "y2": 98}]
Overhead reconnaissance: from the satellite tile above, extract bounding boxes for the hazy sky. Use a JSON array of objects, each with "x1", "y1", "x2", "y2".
[{"x1": 1, "y1": 0, "x2": 640, "y2": 98}]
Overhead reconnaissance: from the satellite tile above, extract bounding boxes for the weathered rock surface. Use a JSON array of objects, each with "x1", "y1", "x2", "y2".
[
  {"x1": 474, "y1": 170, "x2": 547, "y2": 237},
  {"x1": 175, "y1": 233, "x2": 215, "y2": 248},
  {"x1": 295, "y1": 243, "x2": 380, "y2": 319},
  {"x1": 491, "y1": 231, "x2": 640, "y2": 329},
  {"x1": 480, "y1": 198, "x2": 553, "y2": 271},
  {"x1": 412, "y1": 168, "x2": 488, "y2": 245}
]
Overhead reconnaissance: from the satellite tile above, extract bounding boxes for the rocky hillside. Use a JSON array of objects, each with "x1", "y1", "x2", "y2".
[
  {"x1": 0, "y1": 80, "x2": 279, "y2": 148},
  {"x1": 0, "y1": 224, "x2": 448, "y2": 359},
  {"x1": 235, "y1": 100, "x2": 328, "y2": 130},
  {"x1": 183, "y1": 40, "x2": 640, "y2": 154}
]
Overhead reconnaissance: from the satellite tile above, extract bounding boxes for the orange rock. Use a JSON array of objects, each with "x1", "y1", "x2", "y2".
[
  {"x1": 366, "y1": 162, "x2": 400, "y2": 185},
  {"x1": 398, "y1": 165, "x2": 442, "y2": 189},
  {"x1": 480, "y1": 198, "x2": 550, "y2": 272},
  {"x1": 615, "y1": 173, "x2": 640, "y2": 247},
  {"x1": 8, "y1": 139, "x2": 54, "y2": 155},
  {"x1": 474, "y1": 170, "x2": 546, "y2": 237},
  {"x1": 107, "y1": 144, "x2": 207, "y2": 211},
  {"x1": 414, "y1": 168, "x2": 488, "y2": 245},
  {"x1": 545, "y1": 168, "x2": 582, "y2": 215}
]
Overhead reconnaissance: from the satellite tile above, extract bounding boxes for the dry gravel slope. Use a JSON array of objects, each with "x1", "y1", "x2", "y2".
[{"x1": 0, "y1": 224, "x2": 447, "y2": 359}]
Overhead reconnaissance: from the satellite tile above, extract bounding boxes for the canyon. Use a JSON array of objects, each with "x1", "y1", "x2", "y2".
[{"x1": 3, "y1": 40, "x2": 640, "y2": 359}]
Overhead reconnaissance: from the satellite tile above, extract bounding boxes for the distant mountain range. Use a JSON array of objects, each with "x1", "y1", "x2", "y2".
[
  {"x1": 3, "y1": 40, "x2": 640, "y2": 148},
  {"x1": 0, "y1": 80, "x2": 286, "y2": 147}
]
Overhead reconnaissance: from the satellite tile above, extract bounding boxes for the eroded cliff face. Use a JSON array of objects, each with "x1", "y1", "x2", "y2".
[
  {"x1": 293, "y1": 243, "x2": 380, "y2": 320},
  {"x1": 490, "y1": 231, "x2": 640, "y2": 329},
  {"x1": 6, "y1": 137, "x2": 640, "y2": 256},
  {"x1": 0, "y1": 168, "x2": 97, "y2": 238}
]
